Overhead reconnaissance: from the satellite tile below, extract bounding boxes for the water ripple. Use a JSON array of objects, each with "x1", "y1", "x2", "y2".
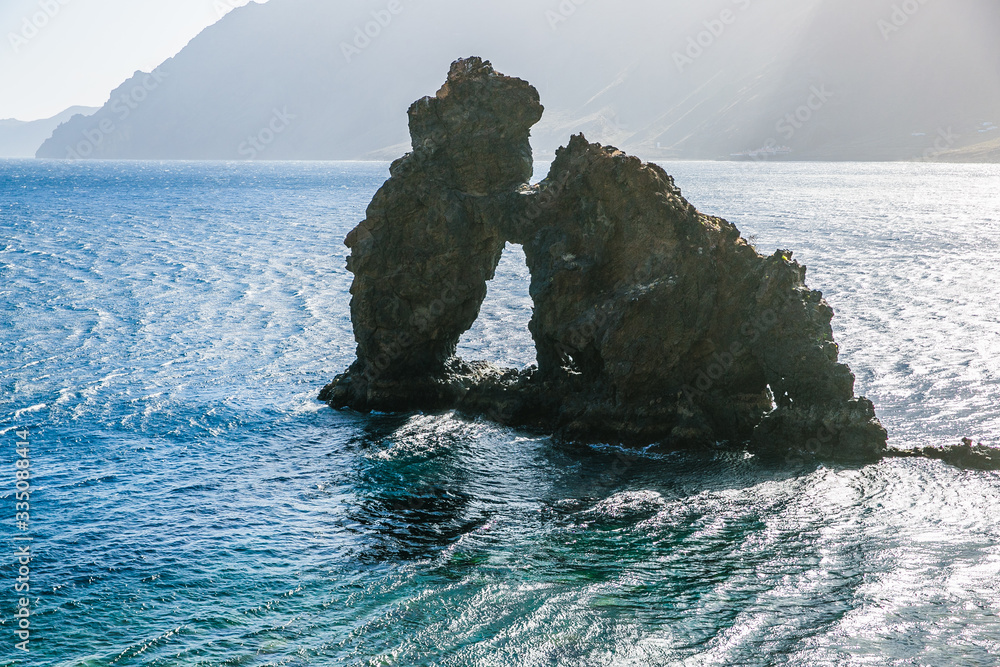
[{"x1": 2, "y1": 159, "x2": 999, "y2": 665}]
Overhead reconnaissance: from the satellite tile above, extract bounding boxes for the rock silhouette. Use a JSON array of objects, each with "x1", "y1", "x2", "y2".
[{"x1": 321, "y1": 57, "x2": 889, "y2": 462}]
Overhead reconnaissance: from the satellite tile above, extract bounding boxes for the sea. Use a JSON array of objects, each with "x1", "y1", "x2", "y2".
[{"x1": 1, "y1": 158, "x2": 999, "y2": 666}]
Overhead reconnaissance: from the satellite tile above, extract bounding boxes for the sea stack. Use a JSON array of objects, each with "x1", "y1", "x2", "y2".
[
  {"x1": 324, "y1": 57, "x2": 542, "y2": 412},
  {"x1": 321, "y1": 56, "x2": 888, "y2": 462}
]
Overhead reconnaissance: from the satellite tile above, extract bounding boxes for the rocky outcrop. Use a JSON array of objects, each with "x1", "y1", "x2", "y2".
[
  {"x1": 888, "y1": 439, "x2": 1000, "y2": 471},
  {"x1": 321, "y1": 57, "x2": 888, "y2": 462},
  {"x1": 321, "y1": 58, "x2": 542, "y2": 412},
  {"x1": 501, "y1": 136, "x2": 885, "y2": 460}
]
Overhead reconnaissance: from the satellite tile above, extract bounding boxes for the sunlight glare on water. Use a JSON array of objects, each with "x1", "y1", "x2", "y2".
[{"x1": 1, "y1": 159, "x2": 999, "y2": 665}]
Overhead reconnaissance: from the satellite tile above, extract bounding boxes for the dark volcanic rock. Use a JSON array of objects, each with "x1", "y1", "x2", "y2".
[
  {"x1": 322, "y1": 56, "x2": 888, "y2": 462},
  {"x1": 320, "y1": 58, "x2": 542, "y2": 412},
  {"x1": 505, "y1": 136, "x2": 885, "y2": 459},
  {"x1": 888, "y1": 439, "x2": 1000, "y2": 471}
]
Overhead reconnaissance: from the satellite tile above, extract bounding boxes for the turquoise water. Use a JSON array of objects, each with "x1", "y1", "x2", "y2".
[{"x1": 1, "y1": 159, "x2": 999, "y2": 666}]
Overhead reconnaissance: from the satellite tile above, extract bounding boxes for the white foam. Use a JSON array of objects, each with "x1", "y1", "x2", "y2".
[{"x1": 13, "y1": 403, "x2": 47, "y2": 419}]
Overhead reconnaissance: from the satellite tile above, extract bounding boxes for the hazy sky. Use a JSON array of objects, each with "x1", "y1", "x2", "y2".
[{"x1": 0, "y1": 0, "x2": 266, "y2": 120}]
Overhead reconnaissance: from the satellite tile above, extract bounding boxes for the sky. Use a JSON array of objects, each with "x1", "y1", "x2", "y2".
[
  {"x1": 0, "y1": 0, "x2": 266, "y2": 121},
  {"x1": 5, "y1": 0, "x2": 999, "y2": 160}
]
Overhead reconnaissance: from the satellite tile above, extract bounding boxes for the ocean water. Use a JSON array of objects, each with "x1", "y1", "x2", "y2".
[{"x1": 1, "y1": 158, "x2": 999, "y2": 666}]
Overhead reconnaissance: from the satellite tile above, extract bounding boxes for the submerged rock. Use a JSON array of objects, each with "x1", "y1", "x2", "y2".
[{"x1": 322, "y1": 56, "x2": 888, "y2": 463}]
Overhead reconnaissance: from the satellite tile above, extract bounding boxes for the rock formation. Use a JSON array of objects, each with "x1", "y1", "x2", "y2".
[
  {"x1": 323, "y1": 57, "x2": 541, "y2": 413},
  {"x1": 321, "y1": 56, "x2": 889, "y2": 463},
  {"x1": 888, "y1": 439, "x2": 1000, "y2": 471}
]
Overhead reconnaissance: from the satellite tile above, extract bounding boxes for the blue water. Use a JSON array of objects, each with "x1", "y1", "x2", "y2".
[{"x1": 1, "y1": 159, "x2": 999, "y2": 666}]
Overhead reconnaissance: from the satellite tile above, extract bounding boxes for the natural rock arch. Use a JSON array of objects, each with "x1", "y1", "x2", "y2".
[
  {"x1": 321, "y1": 57, "x2": 888, "y2": 462},
  {"x1": 456, "y1": 241, "x2": 535, "y2": 369}
]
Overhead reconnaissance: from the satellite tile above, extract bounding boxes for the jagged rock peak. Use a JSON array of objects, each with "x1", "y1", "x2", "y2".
[{"x1": 406, "y1": 56, "x2": 543, "y2": 194}]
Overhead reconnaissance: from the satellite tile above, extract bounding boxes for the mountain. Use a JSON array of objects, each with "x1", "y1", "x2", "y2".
[
  {"x1": 934, "y1": 134, "x2": 1000, "y2": 162},
  {"x1": 0, "y1": 107, "x2": 98, "y2": 157},
  {"x1": 36, "y1": 0, "x2": 1000, "y2": 161}
]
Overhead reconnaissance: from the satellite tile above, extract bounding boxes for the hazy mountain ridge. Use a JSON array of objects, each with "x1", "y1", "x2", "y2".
[
  {"x1": 0, "y1": 106, "x2": 98, "y2": 158},
  {"x1": 36, "y1": 0, "x2": 1000, "y2": 161}
]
